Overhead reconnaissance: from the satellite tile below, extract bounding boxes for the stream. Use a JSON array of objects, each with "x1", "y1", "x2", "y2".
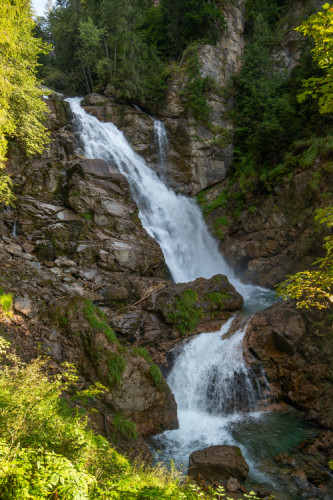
[{"x1": 67, "y1": 97, "x2": 327, "y2": 499}]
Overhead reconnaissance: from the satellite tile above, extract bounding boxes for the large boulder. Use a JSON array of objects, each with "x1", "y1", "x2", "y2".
[{"x1": 188, "y1": 445, "x2": 249, "y2": 482}]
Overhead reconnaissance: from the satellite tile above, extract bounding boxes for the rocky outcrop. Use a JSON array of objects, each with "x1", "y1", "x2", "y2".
[
  {"x1": 0, "y1": 96, "x2": 178, "y2": 455},
  {"x1": 111, "y1": 274, "x2": 244, "y2": 366},
  {"x1": 160, "y1": 0, "x2": 246, "y2": 194},
  {"x1": 203, "y1": 161, "x2": 333, "y2": 288},
  {"x1": 243, "y1": 302, "x2": 333, "y2": 429},
  {"x1": 188, "y1": 445, "x2": 249, "y2": 483}
]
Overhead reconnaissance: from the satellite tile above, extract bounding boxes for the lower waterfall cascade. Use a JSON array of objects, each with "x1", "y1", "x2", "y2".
[{"x1": 67, "y1": 98, "x2": 325, "y2": 499}]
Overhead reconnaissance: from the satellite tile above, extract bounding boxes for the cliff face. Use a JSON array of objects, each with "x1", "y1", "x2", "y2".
[
  {"x1": 0, "y1": 95, "x2": 244, "y2": 454},
  {"x1": 82, "y1": 1, "x2": 246, "y2": 196},
  {"x1": 160, "y1": 0, "x2": 246, "y2": 195}
]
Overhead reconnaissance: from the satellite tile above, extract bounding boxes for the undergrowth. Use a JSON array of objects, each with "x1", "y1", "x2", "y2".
[{"x1": 0, "y1": 335, "x2": 264, "y2": 498}]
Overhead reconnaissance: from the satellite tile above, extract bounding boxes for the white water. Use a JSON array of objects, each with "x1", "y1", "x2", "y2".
[
  {"x1": 154, "y1": 120, "x2": 169, "y2": 181},
  {"x1": 67, "y1": 97, "x2": 271, "y2": 306},
  {"x1": 67, "y1": 97, "x2": 275, "y2": 482}
]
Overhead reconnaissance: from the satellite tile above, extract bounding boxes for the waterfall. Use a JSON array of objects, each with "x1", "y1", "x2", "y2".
[
  {"x1": 153, "y1": 120, "x2": 168, "y2": 180},
  {"x1": 67, "y1": 97, "x2": 270, "y2": 306},
  {"x1": 168, "y1": 318, "x2": 261, "y2": 416},
  {"x1": 66, "y1": 97, "x2": 275, "y2": 480}
]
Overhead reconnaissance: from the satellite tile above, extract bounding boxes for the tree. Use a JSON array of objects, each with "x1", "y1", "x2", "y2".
[
  {"x1": 276, "y1": 207, "x2": 333, "y2": 309},
  {"x1": 296, "y1": 2, "x2": 333, "y2": 113},
  {"x1": 0, "y1": 0, "x2": 50, "y2": 205}
]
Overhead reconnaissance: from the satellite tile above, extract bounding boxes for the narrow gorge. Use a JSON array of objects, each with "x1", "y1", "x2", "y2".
[{"x1": 1, "y1": 0, "x2": 333, "y2": 499}]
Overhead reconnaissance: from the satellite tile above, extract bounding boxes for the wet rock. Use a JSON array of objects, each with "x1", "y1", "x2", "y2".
[
  {"x1": 188, "y1": 445, "x2": 249, "y2": 483},
  {"x1": 244, "y1": 302, "x2": 333, "y2": 428}
]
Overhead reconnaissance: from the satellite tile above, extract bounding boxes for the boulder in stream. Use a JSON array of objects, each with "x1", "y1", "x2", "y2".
[{"x1": 188, "y1": 445, "x2": 249, "y2": 483}]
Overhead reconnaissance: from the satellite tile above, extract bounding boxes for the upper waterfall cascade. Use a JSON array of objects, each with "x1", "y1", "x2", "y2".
[{"x1": 67, "y1": 97, "x2": 270, "y2": 307}]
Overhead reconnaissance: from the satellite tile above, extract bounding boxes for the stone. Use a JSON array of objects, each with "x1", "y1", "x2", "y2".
[
  {"x1": 226, "y1": 477, "x2": 240, "y2": 492},
  {"x1": 22, "y1": 242, "x2": 35, "y2": 253},
  {"x1": 188, "y1": 445, "x2": 249, "y2": 483},
  {"x1": 14, "y1": 296, "x2": 33, "y2": 317}
]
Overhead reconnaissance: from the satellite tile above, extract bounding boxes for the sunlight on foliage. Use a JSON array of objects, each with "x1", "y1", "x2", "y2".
[
  {"x1": 276, "y1": 207, "x2": 333, "y2": 309},
  {"x1": 296, "y1": 2, "x2": 333, "y2": 113},
  {"x1": 0, "y1": 0, "x2": 51, "y2": 204}
]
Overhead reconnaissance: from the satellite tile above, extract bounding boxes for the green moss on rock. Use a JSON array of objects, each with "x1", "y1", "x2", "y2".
[{"x1": 167, "y1": 288, "x2": 204, "y2": 335}]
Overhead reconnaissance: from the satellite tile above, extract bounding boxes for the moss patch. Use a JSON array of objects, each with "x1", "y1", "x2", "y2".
[
  {"x1": 167, "y1": 289, "x2": 204, "y2": 336},
  {"x1": 206, "y1": 291, "x2": 230, "y2": 309},
  {"x1": 0, "y1": 289, "x2": 13, "y2": 314},
  {"x1": 133, "y1": 348, "x2": 164, "y2": 388},
  {"x1": 83, "y1": 300, "x2": 118, "y2": 344}
]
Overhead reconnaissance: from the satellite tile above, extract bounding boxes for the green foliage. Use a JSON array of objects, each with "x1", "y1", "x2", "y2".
[
  {"x1": 39, "y1": 0, "x2": 224, "y2": 109},
  {"x1": 181, "y1": 45, "x2": 214, "y2": 123},
  {"x1": 158, "y1": 0, "x2": 225, "y2": 58},
  {"x1": 296, "y1": 2, "x2": 333, "y2": 114},
  {"x1": 107, "y1": 352, "x2": 126, "y2": 386},
  {"x1": 276, "y1": 207, "x2": 333, "y2": 309},
  {"x1": 0, "y1": 0, "x2": 50, "y2": 205},
  {"x1": 0, "y1": 335, "x2": 226, "y2": 499},
  {"x1": 149, "y1": 363, "x2": 164, "y2": 388},
  {"x1": 84, "y1": 300, "x2": 118, "y2": 344},
  {"x1": 0, "y1": 445, "x2": 95, "y2": 499},
  {"x1": 112, "y1": 413, "x2": 138, "y2": 441},
  {"x1": 167, "y1": 289, "x2": 204, "y2": 335},
  {"x1": 232, "y1": 0, "x2": 324, "y2": 190},
  {"x1": 0, "y1": 289, "x2": 13, "y2": 314},
  {"x1": 203, "y1": 191, "x2": 228, "y2": 215}
]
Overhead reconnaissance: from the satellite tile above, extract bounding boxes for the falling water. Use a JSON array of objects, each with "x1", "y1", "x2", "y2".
[
  {"x1": 153, "y1": 120, "x2": 169, "y2": 180},
  {"x1": 66, "y1": 97, "x2": 297, "y2": 492},
  {"x1": 67, "y1": 97, "x2": 269, "y2": 306}
]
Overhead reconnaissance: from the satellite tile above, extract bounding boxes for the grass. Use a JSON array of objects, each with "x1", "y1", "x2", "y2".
[
  {"x1": 0, "y1": 288, "x2": 13, "y2": 314},
  {"x1": 133, "y1": 347, "x2": 153, "y2": 364},
  {"x1": 112, "y1": 413, "x2": 138, "y2": 441},
  {"x1": 84, "y1": 300, "x2": 118, "y2": 344},
  {"x1": 149, "y1": 364, "x2": 163, "y2": 388},
  {"x1": 107, "y1": 352, "x2": 126, "y2": 386},
  {"x1": 133, "y1": 348, "x2": 164, "y2": 389}
]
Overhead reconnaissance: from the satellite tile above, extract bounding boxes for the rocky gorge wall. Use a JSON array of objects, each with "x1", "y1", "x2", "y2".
[{"x1": 0, "y1": 95, "x2": 244, "y2": 455}]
